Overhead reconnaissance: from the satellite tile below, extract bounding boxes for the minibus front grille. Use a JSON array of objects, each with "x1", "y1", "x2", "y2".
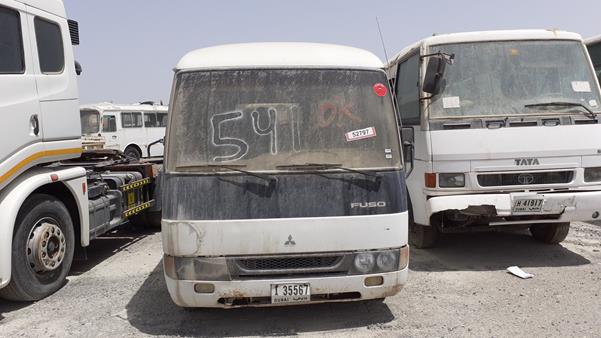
[
  {"x1": 238, "y1": 256, "x2": 341, "y2": 270},
  {"x1": 229, "y1": 253, "x2": 350, "y2": 278},
  {"x1": 477, "y1": 171, "x2": 574, "y2": 187}
]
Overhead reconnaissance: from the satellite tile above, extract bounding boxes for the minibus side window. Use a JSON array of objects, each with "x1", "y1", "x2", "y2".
[
  {"x1": 102, "y1": 115, "x2": 116, "y2": 132},
  {"x1": 0, "y1": 5, "x2": 25, "y2": 74},
  {"x1": 122, "y1": 112, "x2": 142, "y2": 128},
  {"x1": 144, "y1": 112, "x2": 157, "y2": 127},
  {"x1": 395, "y1": 53, "x2": 420, "y2": 125},
  {"x1": 157, "y1": 113, "x2": 168, "y2": 127}
]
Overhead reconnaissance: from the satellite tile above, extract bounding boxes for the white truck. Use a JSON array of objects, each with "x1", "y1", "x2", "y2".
[
  {"x1": 0, "y1": 0, "x2": 160, "y2": 301},
  {"x1": 587, "y1": 35, "x2": 601, "y2": 81},
  {"x1": 161, "y1": 43, "x2": 409, "y2": 308},
  {"x1": 387, "y1": 30, "x2": 601, "y2": 248}
]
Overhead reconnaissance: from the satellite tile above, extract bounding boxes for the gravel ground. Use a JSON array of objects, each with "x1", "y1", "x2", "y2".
[{"x1": 1, "y1": 221, "x2": 600, "y2": 337}]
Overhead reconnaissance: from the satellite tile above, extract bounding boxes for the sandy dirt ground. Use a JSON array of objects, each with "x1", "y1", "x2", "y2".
[{"x1": 1, "y1": 221, "x2": 600, "y2": 337}]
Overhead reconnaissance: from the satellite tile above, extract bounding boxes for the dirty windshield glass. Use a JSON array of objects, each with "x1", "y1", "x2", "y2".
[
  {"x1": 430, "y1": 40, "x2": 601, "y2": 118},
  {"x1": 80, "y1": 109, "x2": 100, "y2": 134},
  {"x1": 167, "y1": 69, "x2": 401, "y2": 172}
]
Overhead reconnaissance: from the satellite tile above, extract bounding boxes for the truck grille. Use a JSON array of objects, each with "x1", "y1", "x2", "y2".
[
  {"x1": 477, "y1": 171, "x2": 574, "y2": 187},
  {"x1": 237, "y1": 256, "x2": 341, "y2": 271}
]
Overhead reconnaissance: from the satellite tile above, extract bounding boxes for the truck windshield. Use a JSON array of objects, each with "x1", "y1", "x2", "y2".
[
  {"x1": 80, "y1": 109, "x2": 100, "y2": 134},
  {"x1": 430, "y1": 40, "x2": 601, "y2": 118},
  {"x1": 167, "y1": 69, "x2": 401, "y2": 172}
]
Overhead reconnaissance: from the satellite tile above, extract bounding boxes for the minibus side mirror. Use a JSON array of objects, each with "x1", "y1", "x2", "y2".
[
  {"x1": 401, "y1": 127, "x2": 415, "y2": 173},
  {"x1": 423, "y1": 55, "x2": 447, "y2": 95}
]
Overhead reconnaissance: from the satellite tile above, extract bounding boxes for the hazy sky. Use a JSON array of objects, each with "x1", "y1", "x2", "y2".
[{"x1": 65, "y1": 0, "x2": 601, "y2": 104}]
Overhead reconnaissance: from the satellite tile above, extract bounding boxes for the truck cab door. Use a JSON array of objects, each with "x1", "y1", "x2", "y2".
[
  {"x1": 0, "y1": 2, "x2": 42, "y2": 187},
  {"x1": 25, "y1": 5, "x2": 80, "y2": 145}
]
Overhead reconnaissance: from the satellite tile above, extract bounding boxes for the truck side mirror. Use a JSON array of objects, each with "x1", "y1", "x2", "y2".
[
  {"x1": 423, "y1": 55, "x2": 447, "y2": 95},
  {"x1": 75, "y1": 61, "x2": 82, "y2": 75}
]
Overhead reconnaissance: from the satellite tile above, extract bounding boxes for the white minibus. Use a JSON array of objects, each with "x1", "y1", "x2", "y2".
[
  {"x1": 161, "y1": 43, "x2": 409, "y2": 308},
  {"x1": 80, "y1": 102, "x2": 168, "y2": 158}
]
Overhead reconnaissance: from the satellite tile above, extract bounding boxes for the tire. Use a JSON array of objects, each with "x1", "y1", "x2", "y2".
[
  {"x1": 124, "y1": 146, "x2": 141, "y2": 160},
  {"x1": 0, "y1": 194, "x2": 75, "y2": 301},
  {"x1": 530, "y1": 222, "x2": 570, "y2": 244},
  {"x1": 408, "y1": 197, "x2": 438, "y2": 249}
]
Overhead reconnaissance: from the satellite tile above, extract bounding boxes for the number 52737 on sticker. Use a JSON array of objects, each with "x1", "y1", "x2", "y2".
[{"x1": 345, "y1": 127, "x2": 377, "y2": 142}]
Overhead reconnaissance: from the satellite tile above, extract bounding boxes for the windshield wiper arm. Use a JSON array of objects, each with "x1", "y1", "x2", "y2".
[
  {"x1": 524, "y1": 101, "x2": 597, "y2": 119},
  {"x1": 275, "y1": 163, "x2": 380, "y2": 178},
  {"x1": 175, "y1": 164, "x2": 274, "y2": 182}
]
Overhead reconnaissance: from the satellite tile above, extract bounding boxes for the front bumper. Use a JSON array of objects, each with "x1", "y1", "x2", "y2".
[
  {"x1": 426, "y1": 190, "x2": 601, "y2": 224},
  {"x1": 164, "y1": 267, "x2": 408, "y2": 308}
]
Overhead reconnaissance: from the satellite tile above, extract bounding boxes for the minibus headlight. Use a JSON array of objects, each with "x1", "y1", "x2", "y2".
[
  {"x1": 439, "y1": 173, "x2": 465, "y2": 187},
  {"x1": 584, "y1": 167, "x2": 601, "y2": 182},
  {"x1": 376, "y1": 251, "x2": 397, "y2": 272},
  {"x1": 164, "y1": 255, "x2": 231, "y2": 281},
  {"x1": 353, "y1": 252, "x2": 376, "y2": 274}
]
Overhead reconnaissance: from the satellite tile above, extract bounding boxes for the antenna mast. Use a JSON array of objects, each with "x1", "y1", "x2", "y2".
[{"x1": 376, "y1": 17, "x2": 390, "y2": 63}]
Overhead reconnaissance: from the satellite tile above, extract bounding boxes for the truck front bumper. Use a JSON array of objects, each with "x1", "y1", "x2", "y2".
[
  {"x1": 164, "y1": 267, "x2": 408, "y2": 308},
  {"x1": 426, "y1": 190, "x2": 601, "y2": 224}
]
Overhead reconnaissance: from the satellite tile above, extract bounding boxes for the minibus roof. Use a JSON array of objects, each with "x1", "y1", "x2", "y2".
[
  {"x1": 586, "y1": 35, "x2": 601, "y2": 46},
  {"x1": 16, "y1": 0, "x2": 66, "y2": 18},
  {"x1": 389, "y1": 29, "x2": 583, "y2": 65},
  {"x1": 80, "y1": 102, "x2": 168, "y2": 112},
  {"x1": 175, "y1": 43, "x2": 384, "y2": 71}
]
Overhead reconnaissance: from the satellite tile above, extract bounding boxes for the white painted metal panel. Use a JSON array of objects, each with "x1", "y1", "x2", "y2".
[
  {"x1": 176, "y1": 43, "x2": 384, "y2": 70},
  {"x1": 430, "y1": 125, "x2": 601, "y2": 162},
  {"x1": 162, "y1": 212, "x2": 408, "y2": 257}
]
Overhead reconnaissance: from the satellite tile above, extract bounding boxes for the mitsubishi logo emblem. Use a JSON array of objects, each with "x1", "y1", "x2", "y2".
[{"x1": 284, "y1": 235, "x2": 296, "y2": 246}]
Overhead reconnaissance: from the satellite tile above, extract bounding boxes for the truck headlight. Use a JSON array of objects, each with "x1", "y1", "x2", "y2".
[
  {"x1": 439, "y1": 173, "x2": 465, "y2": 187},
  {"x1": 584, "y1": 167, "x2": 601, "y2": 182},
  {"x1": 353, "y1": 252, "x2": 376, "y2": 274}
]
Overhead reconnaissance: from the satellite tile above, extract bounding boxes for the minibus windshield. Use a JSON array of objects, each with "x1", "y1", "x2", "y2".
[
  {"x1": 167, "y1": 69, "x2": 401, "y2": 172},
  {"x1": 430, "y1": 40, "x2": 601, "y2": 118},
  {"x1": 80, "y1": 109, "x2": 100, "y2": 134}
]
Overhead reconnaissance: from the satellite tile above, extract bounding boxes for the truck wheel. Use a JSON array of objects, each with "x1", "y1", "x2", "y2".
[
  {"x1": 530, "y1": 223, "x2": 570, "y2": 244},
  {"x1": 410, "y1": 222, "x2": 439, "y2": 249},
  {"x1": 124, "y1": 146, "x2": 141, "y2": 160},
  {"x1": 0, "y1": 194, "x2": 75, "y2": 301},
  {"x1": 408, "y1": 198, "x2": 438, "y2": 249}
]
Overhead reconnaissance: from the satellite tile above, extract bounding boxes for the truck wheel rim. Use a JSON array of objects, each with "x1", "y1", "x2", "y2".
[{"x1": 26, "y1": 218, "x2": 66, "y2": 273}]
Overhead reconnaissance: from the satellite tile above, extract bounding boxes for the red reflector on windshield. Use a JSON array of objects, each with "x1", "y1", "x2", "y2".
[{"x1": 373, "y1": 83, "x2": 388, "y2": 97}]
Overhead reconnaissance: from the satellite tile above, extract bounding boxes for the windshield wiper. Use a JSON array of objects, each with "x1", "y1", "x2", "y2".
[
  {"x1": 175, "y1": 164, "x2": 274, "y2": 183},
  {"x1": 275, "y1": 163, "x2": 380, "y2": 178},
  {"x1": 524, "y1": 101, "x2": 597, "y2": 120}
]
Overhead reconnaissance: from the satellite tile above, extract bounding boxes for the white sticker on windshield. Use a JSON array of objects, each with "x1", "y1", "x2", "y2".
[
  {"x1": 590, "y1": 100, "x2": 599, "y2": 108},
  {"x1": 345, "y1": 127, "x2": 376, "y2": 142},
  {"x1": 442, "y1": 96, "x2": 461, "y2": 109},
  {"x1": 572, "y1": 81, "x2": 592, "y2": 93}
]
